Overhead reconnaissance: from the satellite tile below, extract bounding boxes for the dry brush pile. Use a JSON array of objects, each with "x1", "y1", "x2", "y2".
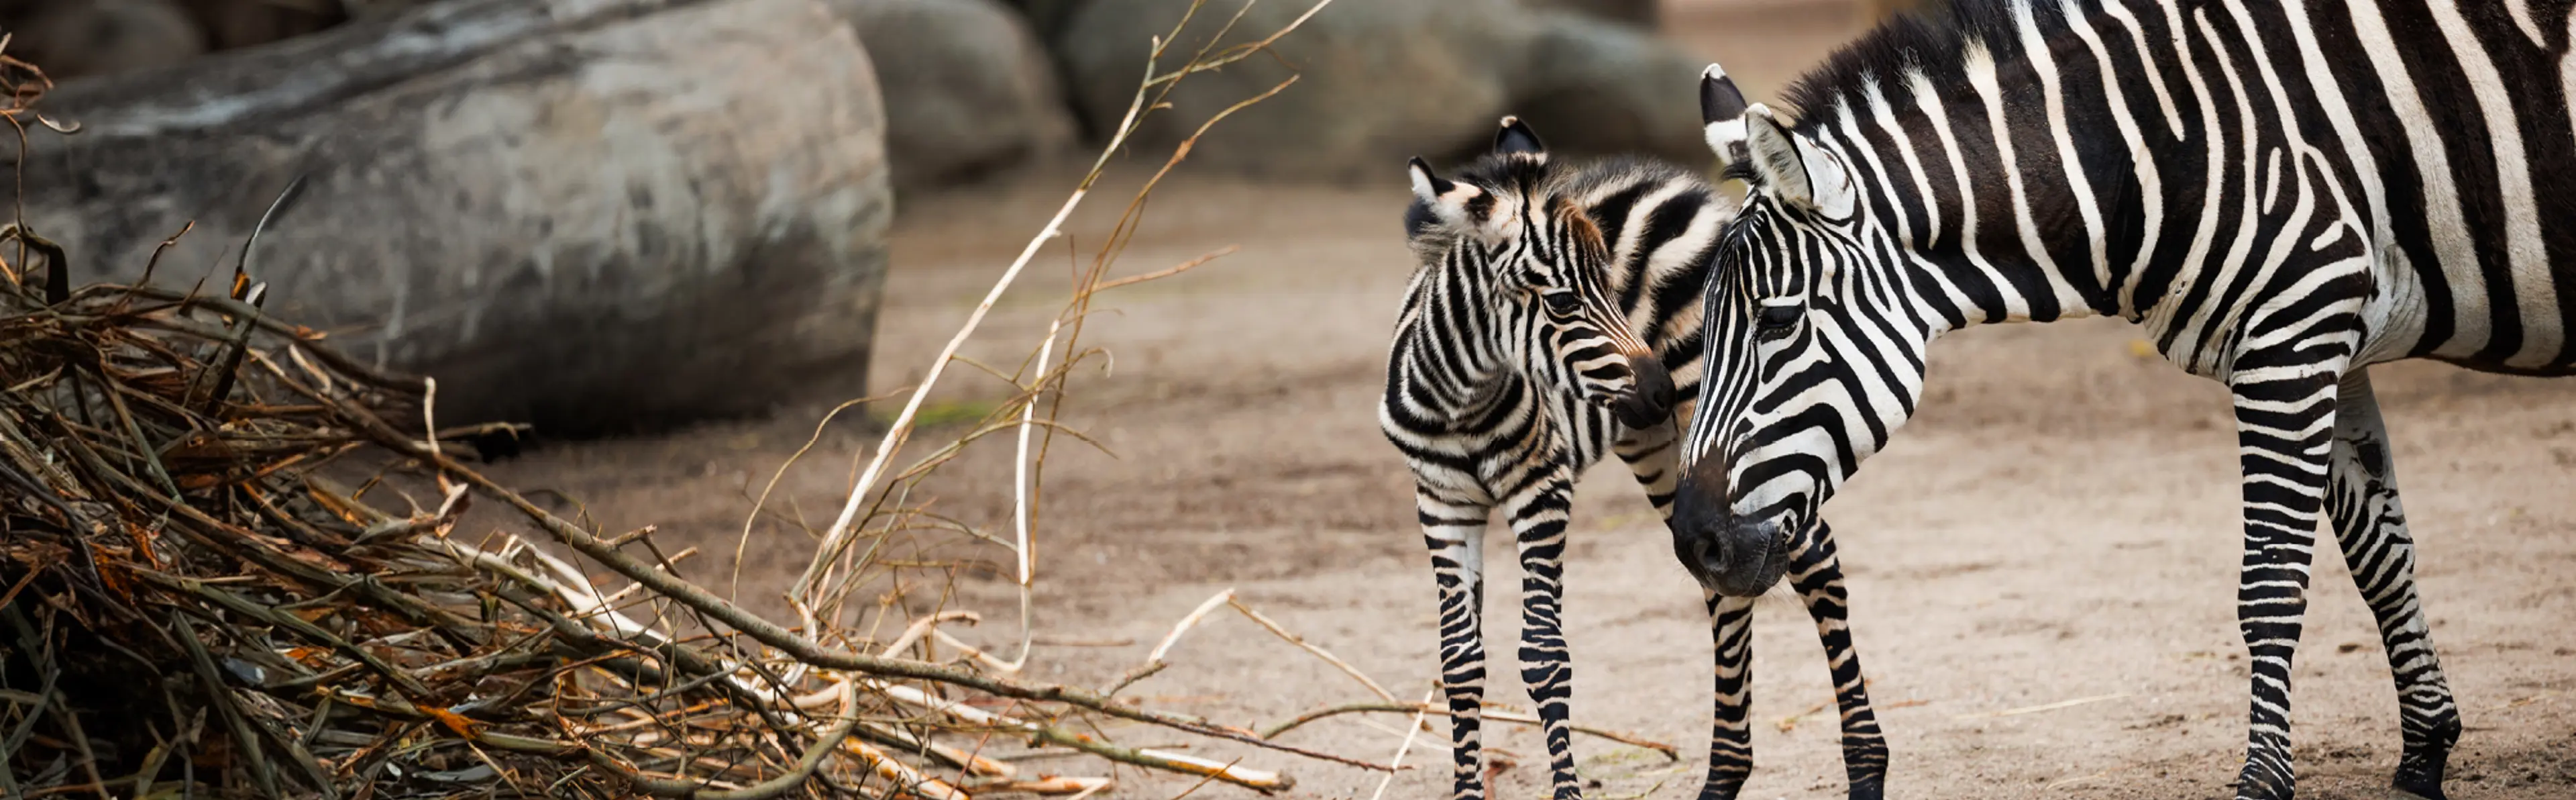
[{"x1": 0, "y1": 3, "x2": 1688, "y2": 797}]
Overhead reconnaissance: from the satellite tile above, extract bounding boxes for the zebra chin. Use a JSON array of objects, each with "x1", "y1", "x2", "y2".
[{"x1": 1669, "y1": 510, "x2": 1793, "y2": 597}]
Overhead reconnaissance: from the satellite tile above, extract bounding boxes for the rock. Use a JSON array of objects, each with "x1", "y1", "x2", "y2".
[
  {"x1": 11, "y1": 0, "x2": 207, "y2": 82},
  {"x1": 175, "y1": 0, "x2": 340, "y2": 51},
  {"x1": 1057, "y1": 0, "x2": 1523, "y2": 181},
  {"x1": 1053, "y1": 0, "x2": 1709, "y2": 181},
  {"x1": 824, "y1": 0, "x2": 1076, "y2": 191},
  {"x1": 11, "y1": 0, "x2": 893, "y2": 437},
  {"x1": 997, "y1": 0, "x2": 1086, "y2": 40},
  {"x1": 1523, "y1": 0, "x2": 1656, "y2": 27},
  {"x1": 1507, "y1": 11, "x2": 1709, "y2": 164},
  {"x1": 341, "y1": 0, "x2": 443, "y2": 21}
]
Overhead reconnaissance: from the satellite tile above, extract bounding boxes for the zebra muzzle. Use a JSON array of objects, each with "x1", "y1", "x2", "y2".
[
  {"x1": 1609, "y1": 355, "x2": 1676, "y2": 429},
  {"x1": 1672, "y1": 513, "x2": 1792, "y2": 598}
]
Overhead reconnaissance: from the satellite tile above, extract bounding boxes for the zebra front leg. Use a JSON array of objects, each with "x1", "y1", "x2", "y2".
[
  {"x1": 1613, "y1": 418, "x2": 1684, "y2": 520},
  {"x1": 1503, "y1": 474, "x2": 1585, "y2": 800},
  {"x1": 1700, "y1": 592, "x2": 1754, "y2": 800},
  {"x1": 2226, "y1": 360, "x2": 2343, "y2": 800},
  {"x1": 2324, "y1": 370, "x2": 2459, "y2": 800},
  {"x1": 1420, "y1": 489, "x2": 1494, "y2": 800},
  {"x1": 1784, "y1": 522, "x2": 1888, "y2": 799}
]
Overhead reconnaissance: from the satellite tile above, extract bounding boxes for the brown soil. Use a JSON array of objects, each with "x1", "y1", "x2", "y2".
[{"x1": 472, "y1": 2, "x2": 2576, "y2": 797}]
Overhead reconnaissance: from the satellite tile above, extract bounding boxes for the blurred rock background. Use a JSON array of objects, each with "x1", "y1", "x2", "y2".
[{"x1": 0, "y1": 0, "x2": 1920, "y2": 436}]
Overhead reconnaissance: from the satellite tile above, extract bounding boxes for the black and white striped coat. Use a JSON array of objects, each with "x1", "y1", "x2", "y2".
[
  {"x1": 1670, "y1": 1, "x2": 2574, "y2": 799},
  {"x1": 1383, "y1": 119, "x2": 1890, "y2": 800}
]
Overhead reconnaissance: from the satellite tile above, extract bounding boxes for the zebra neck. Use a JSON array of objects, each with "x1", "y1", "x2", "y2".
[
  {"x1": 1815, "y1": 0, "x2": 2225, "y2": 338},
  {"x1": 1391, "y1": 270, "x2": 1515, "y2": 420}
]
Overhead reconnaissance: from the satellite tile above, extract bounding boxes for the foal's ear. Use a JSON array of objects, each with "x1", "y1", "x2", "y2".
[
  {"x1": 1493, "y1": 115, "x2": 1546, "y2": 157},
  {"x1": 1407, "y1": 156, "x2": 1487, "y2": 233},
  {"x1": 1701, "y1": 63, "x2": 1752, "y2": 174}
]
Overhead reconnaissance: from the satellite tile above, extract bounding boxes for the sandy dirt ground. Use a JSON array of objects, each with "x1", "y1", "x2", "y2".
[{"x1": 470, "y1": 2, "x2": 2575, "y2": 797}]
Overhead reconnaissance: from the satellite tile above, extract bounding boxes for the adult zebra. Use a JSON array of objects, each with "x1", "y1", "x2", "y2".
[
  {"x1": 1385, "y1": 118, "x2": 1890, "y2": 800},
  {"x1": 1670, "y1": 0, "x2": 2575, "y2": 797}
]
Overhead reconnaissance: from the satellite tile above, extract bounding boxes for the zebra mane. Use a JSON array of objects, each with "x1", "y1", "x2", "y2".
[{"x1": 1777, "y1": 0, "x2": 2074, "y2": 130}]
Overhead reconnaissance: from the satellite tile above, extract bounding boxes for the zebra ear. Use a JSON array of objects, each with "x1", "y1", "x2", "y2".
[
  {"x1": 1701, "y1": 64, "x2": 1751, "y2": 173},
  {"x1": 1494, "y1": 115, "x2": 1546, "y2": 157},
  {"x1": 1742, "y1": 105, "x2": 1857, "y2": 219},
  {"x1": 1743, "y1": 105, "x2": 1817, "y2": 207},
  {"x1": 1408, "y1": 156, "x2": 1484, "y2": 230}
]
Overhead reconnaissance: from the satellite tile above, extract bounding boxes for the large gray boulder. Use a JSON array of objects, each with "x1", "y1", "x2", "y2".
[
  {"x1": 9, "y1": 0, "x2": 892, "y2": 437},
  {"x1": 9, "y1": 0, "x2": 207, "y2": 81},
  {"x1": 1524, "y1": 0, "x2": 1657, "y2": 27},
  {"x1": 825, "y1": 0, "x2": 1077, "y2": 191},
  {"x1": 1053, "y1": 0, "x2": 1708, "y2": 180}
]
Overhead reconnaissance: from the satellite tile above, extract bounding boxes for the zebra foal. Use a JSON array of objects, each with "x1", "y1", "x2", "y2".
[
  {"x1": 1670, "y1": 0, "x2": 2576, "y2": 798},
  {"x1": 1384, "y1": 117, "x2": 1890, "y2": 800}
]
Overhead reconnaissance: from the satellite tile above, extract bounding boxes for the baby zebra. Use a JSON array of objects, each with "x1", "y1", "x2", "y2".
[{"x1": 1382, "y1": 118, "x2": 1891, "y2": 800}]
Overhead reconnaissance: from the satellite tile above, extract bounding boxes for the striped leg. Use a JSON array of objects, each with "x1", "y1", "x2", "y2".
[
  {"x1": 1503, "y1": 473, "x2": 1585, "y2": 800},
  {"x1": 2226, "y1": 353, "x2": 2345, "y2": 800},
  {"x1": 1613, "y1": 418, "x2": 1684, "y2": 519},
  {"x1": 2324, "y1": 370, "x2": 2458, "y2": 800},
  {"x1": 1699, "y1": 592, "x2": 1755, "y2": 800},
  {"x1": 1784, "y1": 522, "x2": 1888, "y2": 799},
  {"x1": 1419, "y1": 489, "x2": 1493, "y2": 800}
]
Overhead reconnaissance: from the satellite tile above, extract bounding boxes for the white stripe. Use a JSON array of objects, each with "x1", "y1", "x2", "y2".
[
  {"x1": 2141, "y1": 0, "x2": 2231, "y2": 374},
  {"x1": 2061, "y1": 0, "x2": 2168, "y2": 319},
  {"x1": 2424, "y1": 0, "x2": 2559, "y2": 367},
  {"x1": 2504, "y1": 0, "x2": 2548, "y2": 49},
  {"x1": 1912, "y1": 60, "x2": 2033, "y2": 323},
  {"x1": 2101, "y1": 0, "x2": 2188, "y2": 136},
  {"x1": 2271, "y1": 0, "x2": 2412, "y2": 362},
  {"x1": 2166, "y1": 7, "x2": 2271, "y2": 374},
  {"x1": 2017, "y1": 0, "x2": 2114, "y2": 299},
  {"x1": 2339, "y1": 0, "x2": 2490, "y2": 357},
  {"x1": 1963, "y1": 34, "x2": 2090, "y2": 318}
]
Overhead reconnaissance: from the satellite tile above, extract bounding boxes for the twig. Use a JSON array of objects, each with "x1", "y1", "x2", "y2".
[
  {"x1": 349, "y1": 419, "x2": 1379, "y2": 772},
  {"x1": 1226, "y1": 597, "x2": 1396, "y2": 703},
  {"x1": 1952, "y1": 692, "x2": 2136, "y2": 720},
  {"x1": 1262, "y1": 703, "x2": 1680, "y2": 760},
  {"x1": 1366, "y1": 687, "x2": 1440, "y2": 800}
]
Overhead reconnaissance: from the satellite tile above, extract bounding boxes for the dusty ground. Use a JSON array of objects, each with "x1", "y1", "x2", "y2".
[{"x1": 472, "y1": 1, "x2": 2575, "y2": 798}]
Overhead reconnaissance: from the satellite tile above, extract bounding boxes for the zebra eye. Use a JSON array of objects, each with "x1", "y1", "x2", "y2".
[
  {"x1": 1543, "y1": 292, "x2": 1581, "y2": 313},
  {"x1": 1756, "y1": 303, "x2": 1801, "y2": 336}
]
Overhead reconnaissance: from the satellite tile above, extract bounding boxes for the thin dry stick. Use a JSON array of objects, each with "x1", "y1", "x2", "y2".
[
  {"x1": 1106, "y1": 589, "x2": 1236, "y2": 695},
  {"x1": 797, "y1": 0, "x2": 1338, "y2": 630},
  {"x1": 352, "y1": 417, "x2": 1383, "y2": 772},
  {"x1": 1001, "y1": 317, "x2": 1063, "y2": 672},
  {"x1": 1089, "y1": 246, "x2": 1238, "y2": 293},
  {"x1": 1225, "y1": 597, "x2": 1395, "y2": 703},
  {"x1": 1149, "y1": 590, "x2": 1237, "y2": 664},
  {"x1": 730, "y1": 393, "x2": 886, "y2": 601},
  {"x1": 1260, "y1": 703, "x2": 1679, "y2": 760},
  {"x1": 1366, "y1": 687, "x2": 1440, "y2": 800},
  {"x1": 1952, "y1": 692, "x2": 2135, "y2": 721}
]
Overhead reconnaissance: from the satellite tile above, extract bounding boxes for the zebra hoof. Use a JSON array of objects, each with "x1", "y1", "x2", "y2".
[
  {"x1": 2389, "y1": 783, "x2": 2446, "y2": 800},
  {"x1": 1845, "y1": 779, "x2": 1885, "y2": 800},
  {"x1": 1695, "y1": 777, "x2": 1747, "y2": 800},
  {"x1": 2391, "y1": 752, "x2": 2447, "y2": 800}
]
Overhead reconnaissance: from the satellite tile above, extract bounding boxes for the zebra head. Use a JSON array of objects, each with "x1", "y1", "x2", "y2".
[
  {"x1": 1671, "y1": 64, "x2": 1905, "y2": 598},
  {"x1": 1403, "y1": 117, "x2": 1678, "y2": 431}
]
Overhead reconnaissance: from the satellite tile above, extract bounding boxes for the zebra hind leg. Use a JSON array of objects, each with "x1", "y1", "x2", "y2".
[
  {"x1": 2325, "y1": 371, "x2": 2459, "y2": 800},
  {"x1": 1504, "y1": 474, "x2": 1586, "y2": 800},
  {"x1": 1419, "y1": 489, "x2": 1495, "y2": 800},
  {"x1": 1785, "y1": 522, "x2": 1888, "y2": 799}
]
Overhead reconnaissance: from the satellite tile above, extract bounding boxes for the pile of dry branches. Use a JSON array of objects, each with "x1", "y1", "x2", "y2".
[{"x1": 0, "y1": 3, "x2": 1501, "y2": 798}]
